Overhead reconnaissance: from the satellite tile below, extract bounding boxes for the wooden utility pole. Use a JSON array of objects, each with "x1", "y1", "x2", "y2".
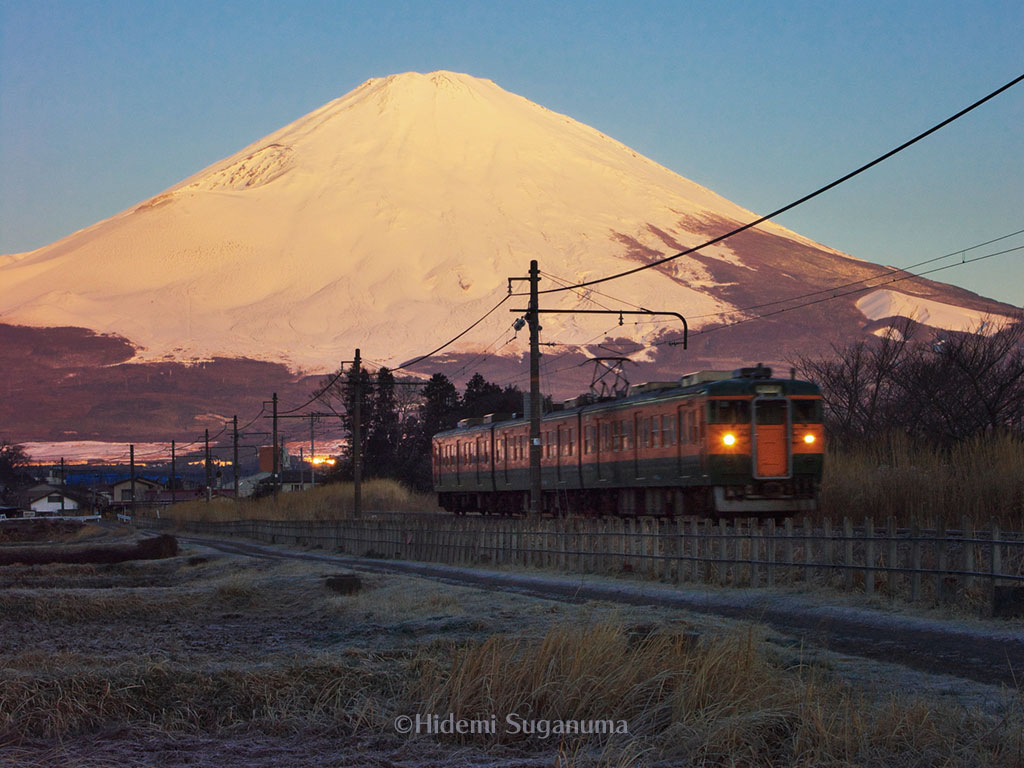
[
  {"x1": 528, "y1": 260, "x2": 542, "y2": 517},
  {"x1": 350, "y1": 348, "x2": 362, "y2": 518},
  {"x1": 129, "y1": 444, "x2": 136, "y2": 516},
  {"x1": 309, "y1": 414, "x2": 316, "y2": 489},
  {"x1": 232, "y1": 415, "x2": 240, "y2": 498},
  {"x1": 170, "y1": 440, "x2": 176, "y2": 504},
  {"x1": 272, "y1": 392, "x2": 279, "y2": 495},
  {"x1": 204, "y1": 429, "x2": 212, "y2": 502}
]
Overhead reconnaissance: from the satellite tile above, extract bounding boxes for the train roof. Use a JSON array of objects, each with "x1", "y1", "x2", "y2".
[{"x1": 433, "y1": 366, "x2": 820, "y2": 439}]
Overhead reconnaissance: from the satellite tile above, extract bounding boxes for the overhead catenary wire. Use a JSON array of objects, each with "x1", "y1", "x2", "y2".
[{"x1": 509, "y1": 72, "x2": 1024, "y2": 298}]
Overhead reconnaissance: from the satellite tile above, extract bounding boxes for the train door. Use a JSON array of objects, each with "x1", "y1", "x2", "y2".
[
  {"x1": 633, "y1": 411, "x2": 643, "y2": 479},
  {"x1": 455, "y1": 440, "x2": 461, "y2": 485},
  {"x1": 556, "y1": 424, "x2": 564, "y2": 482},
  {"x1": 753, "y1": 398, "x2": 791, "y2": 478}
]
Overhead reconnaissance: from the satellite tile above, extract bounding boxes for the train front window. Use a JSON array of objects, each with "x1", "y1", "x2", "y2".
[
  {"x1": 755, "y1": 399, "x2": 787, "y2": 425},
  {"x1": 707, "y1": 400, "x2": 751, "y2": 424},
  {"x1": 793, "y1": 399, "x2": 824, "y2": 423}
]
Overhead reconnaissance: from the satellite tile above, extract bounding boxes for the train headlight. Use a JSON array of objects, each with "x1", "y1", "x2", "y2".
[
  {"x1": 803, "y1": 434, "x2": 816, "y2": 444},
  {"x1": 722, "y1": 433, "x2": 736, "y2": 446}
]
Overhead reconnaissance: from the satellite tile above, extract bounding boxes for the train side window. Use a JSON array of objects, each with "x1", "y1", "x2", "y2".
[
  {"x1": 584, "y1": 425, "x2": 594, "y2": 454},
  {"x1": 611, "y1": 421, "x2": 621, "y2": 452},
  {"x1": 708, "y1": 400, "x2": 751, "y2": 424},
  {"x1": 601, "y1": 423, "x2": 610, "y2": 451},
  {"x1": 661, "y1": 414, "x2": 674, "y2": 446},
  {"x1": 793, "y1": 399, "x2": 823, "y2": 423},
  {"x1": 640, "y1": 417, "x2": 650, "y2": 448},
  {"x1": 567, "y1": 427, "x2": 575, "y2": 456},
  {"x1": 622, "y1": 419, "x2": 633, "y2": 451},
  {"x1": 650, "y1": 416, "x2": 660, "y2": 447}
]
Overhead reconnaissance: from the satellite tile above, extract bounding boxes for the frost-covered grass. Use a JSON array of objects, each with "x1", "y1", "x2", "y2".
[
  {"x1": 822, "y1": 433, "x2": 1024, "y2": 527},
  {"x1": 2, "y1": 551, "x2": 1021, "y2": 767}
]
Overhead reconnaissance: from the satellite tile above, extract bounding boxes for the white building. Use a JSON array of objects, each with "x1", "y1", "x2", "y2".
[{"x1": 27, "y1": 489, "x2": 81, "y2": 515}]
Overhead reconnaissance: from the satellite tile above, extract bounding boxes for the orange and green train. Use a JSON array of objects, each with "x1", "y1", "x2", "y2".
[{"x1": 432, "y1": 365, "x2": 824, "y2": 518}]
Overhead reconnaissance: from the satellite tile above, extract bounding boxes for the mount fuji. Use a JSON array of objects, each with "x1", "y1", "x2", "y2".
[{"x1": 1, "y1": 71, "x2": 1017, "y2": 443}]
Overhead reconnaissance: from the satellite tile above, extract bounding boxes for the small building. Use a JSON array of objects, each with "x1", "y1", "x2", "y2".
[
  {"x1": 240, "y1": 469, "x2": 316, "y2": 498},
  {"x1": 19, "y1": 484, "x2": 94, "y2": 515},
  {"x1": 111, "y1": 477, "x2": 163, "y2": 503}
]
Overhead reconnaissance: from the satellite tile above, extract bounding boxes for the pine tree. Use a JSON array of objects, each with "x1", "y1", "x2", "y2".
[{"x1": 366, "y1": 367, "x2": 400, "y2": 477}]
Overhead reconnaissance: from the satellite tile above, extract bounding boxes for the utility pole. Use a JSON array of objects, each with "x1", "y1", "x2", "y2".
[
  {"x1": 232, "y1": 415, "x2": 240, "y2": 498},
  {"x1": 528, "y1": 260, "x2": 542, "y2": 516},
  {"x1": 508, "y1": 260, "x2": 543, "y2": 516},
  {"x1": 310, "y1": 414, "x2": 316, "y2": 489},
  {"x1": 204, "y1": 429, "x2": 212, "y2": 502},
  {"x1": 170, "y1": 440, "x2": 176, "y2": 504},
  {"x1": 272, "y1": 392, "x2": 279, "y2": 495},
  {"x1": 129, "y1": 444, "x2": 136, "y2": 517},
  {"x1": 350, "y1": 348, "x2": 362, "y2": 518}
]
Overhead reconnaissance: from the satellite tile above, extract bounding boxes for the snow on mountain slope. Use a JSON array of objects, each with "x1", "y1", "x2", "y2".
[
  {"x1": 856, "y1": 289, "x2": 1013, "y2": 333},
  {"x1": 1, "y1": 70, "x2": 861, "y2": 372}
]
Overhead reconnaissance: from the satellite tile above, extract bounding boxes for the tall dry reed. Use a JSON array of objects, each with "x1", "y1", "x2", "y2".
[{"x1": 821, "y1": 433, "x2": 1024, "y2": 527}]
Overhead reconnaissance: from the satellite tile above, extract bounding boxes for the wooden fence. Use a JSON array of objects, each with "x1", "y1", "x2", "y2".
[{"x1": 168, "y1": 514, "x2": 1024, "y2": 608}]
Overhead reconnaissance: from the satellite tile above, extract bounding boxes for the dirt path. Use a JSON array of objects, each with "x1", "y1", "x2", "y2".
[{"x1": 176, "y1": 533, "x2": 1023, "y2": 687}]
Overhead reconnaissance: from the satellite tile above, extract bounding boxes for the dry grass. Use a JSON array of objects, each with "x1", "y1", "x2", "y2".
[
  {"x1": 160, "y1": 479, "x2": 438, "y2": 523},
  {"x1": 0, "y1": 658, "x2": 389, "y2": 738},
  {"x1": 411, "y1": 619, "x2": 1023, "y2": 766},
  {"x1": 0, "y1": 547, "x2": 1019, "y2": 768},
  {"x1": 821, "y1": 433, "x2": 1024, "y2": 527}
]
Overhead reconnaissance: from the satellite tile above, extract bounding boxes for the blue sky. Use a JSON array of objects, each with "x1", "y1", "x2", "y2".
[{"x1": 2, "y1": 0, "x2": 1022, "y2": 305}]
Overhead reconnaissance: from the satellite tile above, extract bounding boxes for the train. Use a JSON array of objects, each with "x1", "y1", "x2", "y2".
[{"x1": 431, "y1": 365, "x2": 824, "y2": 518}]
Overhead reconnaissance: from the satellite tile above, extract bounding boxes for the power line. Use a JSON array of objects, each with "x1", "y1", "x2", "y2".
[
  {"x1": 395, "y1": 293, "x2": 512, "y2": 371},
  {"x1": 683, "y1": 226, "x2": 1024, "y2": 322},
  {"x1": 655, "y1": 243, "x2": 1024, "y2": 346},
  {"x1": 514, "y1": 72, "x2": 1024, "y2": 297}
]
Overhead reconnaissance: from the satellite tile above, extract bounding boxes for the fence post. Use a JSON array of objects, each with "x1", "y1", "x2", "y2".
[
  {"x1": 803, "y1": 516, "x2": 813, "y2": 584},
  {"x1": 991, "y1": 521, "x2": 1002, "y2": 593},
  {"x1": 961, "y1": 515, "x2": 974, "y2": 594},
  {"x1": 719, "y1": 518, "x2": 729, "y2": 585},
  {"x1": 843, "y1": 517, "x2": 854, "y2": 591},
  {"x1": 911, "y1": 518, "x2": 922, "y2": 603},
  {"x1": 784, "y1": 518, "x2": 794, "y2": 585},
  {"x1": 936, "y1": 517, "x2": 948, "y2": 604},
  {"x1": 689, "y1": 518, "x2": 700, "y2": 582},
  {"x1": 823, "y1": 517, "x2": 833, "y2": 588},
  {"x1": 766, "y1": 519, "x2": 776, "y2": 588},
  {"x1": 887, "y1": 516, "x2": 898, "y2": 596},
  {"x1": 703, "y1": 518, "x2": 714, "y2": 583},
  {"x1": 864, "y1": 517, "x2": 874, "y2": 598},
  {"x1": 750, "y1": 519, "x2": 760, "y2": 587}
]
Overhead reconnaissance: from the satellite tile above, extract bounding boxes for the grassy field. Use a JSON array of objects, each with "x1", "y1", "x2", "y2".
[
  {"x1": 160, "y1": 478, "x2": 439, "y2": 523},
  {"x1": 0, "y1": 536, "x2": 1020, "y2": 767},
  {"x1": 821, "y1": 433, "x2": 1024, "y2": 527}
]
